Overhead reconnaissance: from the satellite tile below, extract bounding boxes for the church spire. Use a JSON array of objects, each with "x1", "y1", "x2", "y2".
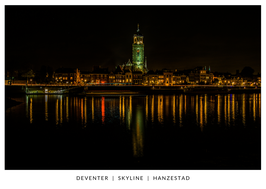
[{"x1": 137, "y1": 23, "x2": 139, "y2": 32}]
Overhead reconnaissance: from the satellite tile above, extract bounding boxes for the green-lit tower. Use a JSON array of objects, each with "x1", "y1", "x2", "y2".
[{"x1": 132, "y1": 24, "x2": 144, "y2": 72}]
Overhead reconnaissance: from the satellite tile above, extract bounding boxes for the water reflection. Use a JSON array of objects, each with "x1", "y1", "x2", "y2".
[
  {"x1": 132, "y1": 105, "x2": 144, "y2": 158},
  {"x1": 92, "y1": 96, "x2": 94, "y2": 123},
  {"x1": 232, "y1": 94, "x2": 235, "y2": 126},
  {"x1": 128, "y1": 96, "x2": 132, "y2": 130},
  {"x1": 259, "y1": 93, "x2": 261, "y2": 118},
  {"x1": 26, "y1": 96, "x2": 29, "y2": 118},
  {"x1": 22, "y1": 93, "x2": 260, "y2": 130},
  {"x1": 228, "y1": 94, "x2": 230, "y2": 126},
  {"x1": 173, "y1": 95, "x2": 176, "y2": 124},
  {"x1": 146, "y1": 95, "x2": 148, "y2": 122},
  {"x1": 253, "y1": 94, "x2": 256, "y2": 122},
  {"x1": 122, "y1": 96, "x2": 125, "y2": 124},
  {"x1": 200, "y1": 96, "x2": 203, "y2": 131},
  {"x1": 158, "y1": 95, "x2": 163, "y2": 123},
  {"x1": 204, "y1": 94, "x2": 207, "y2": 125},
  {"x1": 179, "y1": 94, "x2": 183, "y2": 127},
  {"x1": 224, "y1": 95, "x2": 227, "y2": 126},
  {"x1": 60, "y1": 96, "x2": 63, "y2": 124},
  {"x1": 45, "y1": 95, "x2": 48, "y2": 121},
  {"x1": 56, "y1": 98, "x2": 58, "y2": 125},
  {"x1": 242, "y1": 94, "x2": 246, "y2": 126},
  {"x1": 217, "y1": 94, "x2": 221, "y2": 124},
  {"x1": 151, "y1": 95, "x2": 154, "y2": 123},
  {"x1": 30, "y1": 98, "x2": 33, "y2": 123},
  {"x1": 66, "y1": 96, "x2": 69, "y2": 122},
  {"x1": 101, "y1": 97, "x2": 105, "y2": 124},
  {"x1": 196, "y1": 95, "x2": 198, "y2": 124},
  {"x1": 84, "y1": 97, "x2": 87, "y2": 126}
]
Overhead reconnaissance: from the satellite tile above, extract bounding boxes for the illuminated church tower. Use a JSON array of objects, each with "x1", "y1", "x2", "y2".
[{"x1": 132, "y1": 24, "x2": 145, "y2": 72}]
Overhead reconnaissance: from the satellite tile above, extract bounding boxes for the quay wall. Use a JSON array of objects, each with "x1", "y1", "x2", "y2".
[{"x1": 5, "y1": 85, "x2": 261, "y2": 95}]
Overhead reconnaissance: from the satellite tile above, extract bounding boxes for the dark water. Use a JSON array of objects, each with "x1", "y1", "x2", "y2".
[{"x1": 5, "y1": 93, "x2": 261, "y2": 169}]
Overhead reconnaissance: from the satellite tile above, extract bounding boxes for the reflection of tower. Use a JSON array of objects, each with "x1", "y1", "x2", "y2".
[
  {"x1": 132, "y1": 24, "x2": 144, "y2": 72},
  {"x1": 132, "y1": 105, "x2": 144, "y2": 158}
]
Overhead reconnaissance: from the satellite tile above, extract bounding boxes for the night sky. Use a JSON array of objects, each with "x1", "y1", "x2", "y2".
[{"x1": 5, "y1": 6, "x2": 261, "y2": 74}]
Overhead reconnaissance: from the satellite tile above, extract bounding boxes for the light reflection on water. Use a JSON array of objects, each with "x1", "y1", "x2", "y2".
[
  {"x1": 16, "y1": 94, "x2": 261, "y2": 128},
  {"x1": 6, "y1": 93, "x2": 261, "y2": 159}
]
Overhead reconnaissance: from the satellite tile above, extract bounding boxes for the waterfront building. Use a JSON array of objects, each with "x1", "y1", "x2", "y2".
[
  {"x1": 114, "y1": 65, "x2": 125, "y2": 84},
  {"x1": 90, "y1": 66, "x2": 109, "y2": 84},
  {"x1": 54, "y1": 68, "x2": 77, "y2": 84},
  {"x1": 188, "y1": 66, "x2": 214, "y2": 84},
  {"x1": 124, "y1": 69, "x2": 133, "y2": 84},
  {"x1": 143, "y1": 70, "x2": 158, "y2": 86},
  {"x1": 132, "y1": 71, "x2": 143, "y2": 85},
  {"x1": 172, "y1": 73, "x2": 188, "y2": 85},
  {"x1": 163, "y1": 71, "x2": 173, "y2": 86},
  {"x1": 80, "y1": 71, "x2": 91, "y2": 84},
  {"x1": 108, "y1": 71, "x2": 116, "y2": 84}
]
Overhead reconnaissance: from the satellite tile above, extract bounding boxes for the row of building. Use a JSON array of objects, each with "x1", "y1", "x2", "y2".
[{"x1": 52, "y1": 65, "x2": 261, "y2": 87}]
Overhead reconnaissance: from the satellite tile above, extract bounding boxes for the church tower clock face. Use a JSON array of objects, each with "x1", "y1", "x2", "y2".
[{"x1": 132, "y1": 24, "x2": 144, "y2": 72}]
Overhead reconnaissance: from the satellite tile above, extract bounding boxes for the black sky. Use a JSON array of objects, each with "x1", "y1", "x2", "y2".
[{"x1": 5, "y1": 6, "x2": 261, "y2": 74}]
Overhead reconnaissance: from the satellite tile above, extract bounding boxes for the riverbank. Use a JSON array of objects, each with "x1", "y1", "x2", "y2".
[{"x1": 5, "y1": 85, "x2": 261, "y2": 95}]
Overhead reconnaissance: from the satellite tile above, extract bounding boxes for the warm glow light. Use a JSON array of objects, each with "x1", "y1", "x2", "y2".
[
  {"x1": 45, "y1": 95, "x2": 48, "y2": 121},
  {"x1": 179, "y1": 94, "x2": 183, "y2": 127},
  {"x1": 242, "y1": 94, "x2": 245, "y2": 126},
  {"x1": 92, "y1": 97, "x2": 94, "y2": 123},
  {"x1": 60, "y1": 96, "x2": 63, "y2": 124},
  {"x1": 56, "y1": 98, "x2": 59, "y2": 125},
  {"x1": 81, "y1": 98, "x2": 84, "y2": 125},
  {"x1": 30, "y1": 98, "x2": 33, "y2": 124},
  {"x1": 196, "y1": 95, "x2": 198, "y2": 124},
  {"x1": 151, "y1": 95, "x2": 154, "y2": 123},
  {"x1": 66, "y1": 96, "x2": 69, "y2": 122},
  {"x1": 253, "y1": 93, "x2": 256, "y2": 122},
  {"x1": 102, "y1": 97, "x2": 105, "y2": 124}
]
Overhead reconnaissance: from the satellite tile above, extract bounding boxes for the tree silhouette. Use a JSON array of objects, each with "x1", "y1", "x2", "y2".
[{"x1": 240, "y1": 66, "x2": 254, "y2": 77}]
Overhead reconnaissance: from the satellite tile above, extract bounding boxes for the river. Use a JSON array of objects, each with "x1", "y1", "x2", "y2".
[{"x1": 5, "y1": 93, "x2": 261, "y2": 169}]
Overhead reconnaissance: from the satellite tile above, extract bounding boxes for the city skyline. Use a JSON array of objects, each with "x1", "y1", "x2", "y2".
[{"x1": 5, "y1": 6, "x2": 261, "y2": 74}]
